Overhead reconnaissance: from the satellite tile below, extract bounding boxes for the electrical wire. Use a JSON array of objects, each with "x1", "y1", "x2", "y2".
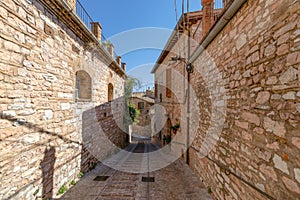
[
  {"x1": 182, "y1": 0, "x2": 185, "y2": 27},
  {"x1": 174, "y1": 0, "x2": 179, "y2": 23},
  {"x1": 173, "y1": 0, "x2": 181, "y2": 57}
]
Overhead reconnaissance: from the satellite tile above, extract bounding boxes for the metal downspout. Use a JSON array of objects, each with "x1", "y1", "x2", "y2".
[{"x1": 189, "y1": 0, "x2": 248, "y2": 63}]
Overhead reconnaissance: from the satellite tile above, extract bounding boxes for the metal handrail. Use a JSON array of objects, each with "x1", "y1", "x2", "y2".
[{"x1": 75, "y1": 0, "x2": 93, "y2": 30}]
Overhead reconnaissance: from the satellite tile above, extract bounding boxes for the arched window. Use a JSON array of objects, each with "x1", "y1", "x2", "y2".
[
  {"x1": 75, "y1": 70, "x2": 92, "y2": 101},
  {"x1": 108, "y1": 83, "x2": 114, "y2": 101}
]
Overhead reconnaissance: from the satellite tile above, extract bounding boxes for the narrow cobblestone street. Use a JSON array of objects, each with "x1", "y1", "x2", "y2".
[{"x1": 61, "y1": 140, "x2": 212, "y2": 200}]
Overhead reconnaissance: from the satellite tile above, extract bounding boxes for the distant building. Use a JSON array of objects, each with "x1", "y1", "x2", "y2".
[
  {"x1": 152, "y1": 7, "x2": 222, "y2": 145},
  {"x1": 130, "y1": 89, "x2": 155, "y2": 138},
  {"x1": 130, "y1": 88, "x2": 155, "y2": 126}
]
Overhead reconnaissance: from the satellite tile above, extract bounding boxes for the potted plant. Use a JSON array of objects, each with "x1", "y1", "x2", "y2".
[{"x1": 170, "y1": 123, "x2": 180, "y2": 134}]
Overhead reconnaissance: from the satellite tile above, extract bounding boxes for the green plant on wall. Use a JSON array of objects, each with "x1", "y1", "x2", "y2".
[
  {"x1": 70, "y1": 180, "x2": 76, "y2": 186},
  {"x1": 89, "y1": 161, "x2": 97, "y2": 171},
  {"x1": 33, "y1": 188, "x2": 39, "y2": 196},
  {"x1": 123, "y1": 76, "x2": 141, "y2": 126},
  {"x1": 102, "y1": 40, "x2": 111, "y2": 47},
  {"x1": 171, "y1": 123, "x2": 180, "y2": 133},
  {"x1": 207, "y1": 186, "x2": 212, "y2": 194},
  {"x1": 57, "y1": 183, "x2": 67, "y2": 195},
  {"x1": 128, "y1": 102, "x2": 140, "y2": 124},
  {"x1": 77, "y1": 172, "x2": 84, "y2": 178}
]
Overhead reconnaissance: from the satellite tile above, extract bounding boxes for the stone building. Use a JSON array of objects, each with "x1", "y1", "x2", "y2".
[
  {"x1": 152, "y1": 3, "x2": 223, "y2": 150},
  {"x1": 131, "y1": 89, "x2": 155, "y2": 126},
  {"x1": 153, "y1": 0, "x2": 300, "y2": 199},
  {"x1": 130, "y1": 90, "x2": 155, "y2": 138},
  {"x1": 0, "y1": 0, "x2": 128, "y2": 199}
]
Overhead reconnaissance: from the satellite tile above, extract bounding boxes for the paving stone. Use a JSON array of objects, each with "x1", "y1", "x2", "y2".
[{"x1": 62, "y1": 142, "x2": 212, "y2": 200}]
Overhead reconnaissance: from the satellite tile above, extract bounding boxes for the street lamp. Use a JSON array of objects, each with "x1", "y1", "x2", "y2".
[
  {"x1": 186, "y1": 63, "x2": 193, "y2": 73},
  {"x1": 170, "y1": 57, "x2": 193, "y2": 165},
  {"x1": 170, "y1": 57, "x2": 193, "y2": 73}
]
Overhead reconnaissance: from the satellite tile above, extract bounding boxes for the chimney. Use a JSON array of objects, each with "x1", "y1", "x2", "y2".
[
  {"x1": 146, "y1": 87, "x2": 154, "y2": 98},
  {"x1": 91, "y1": 22, "x2": 102, "y2": 42},
  {"x1": 66, "y1": 0, "x2": 76, "y2": 10},
  {"x1": 108, "y1": 44, "x2": 114, "y2": 58},
  {"x1": 202, "y1": 0, "x2": 214, "y2": 37},
  {"x1": 121, "y1": 62, "x2": 126, "y2": 71},
  {"x1": 116, "y1": 56, "x2": 121, "y2": 65}
]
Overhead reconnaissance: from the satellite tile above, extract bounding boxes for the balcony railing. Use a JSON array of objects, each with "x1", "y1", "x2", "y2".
[
  {"x1": 75, "y1": 0, "x2": 93, "y2": 30},
  {"x1": 214, "y1": 0, "x2": 225, "y2": 9},
  {"x1": 75, "y1": 0, "x2": 119, "y2": 60}
]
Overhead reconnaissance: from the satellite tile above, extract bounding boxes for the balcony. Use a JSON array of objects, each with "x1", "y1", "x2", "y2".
[{"x1": 70, "y1": 0, "x2": 119, "y2": 59}]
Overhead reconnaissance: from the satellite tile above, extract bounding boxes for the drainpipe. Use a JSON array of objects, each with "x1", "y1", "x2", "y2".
[{"x1": 189, "y1": 0, "x2": 247, "y2": 63}]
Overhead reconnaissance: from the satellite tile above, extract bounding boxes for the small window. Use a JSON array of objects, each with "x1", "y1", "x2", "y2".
[
  {"x1": 108, "y1": 83, "x2": 114, "y2": 101},
  {"x1": 138, "y1": 102, "x2": 144, "y2": 110},
  {"x1": 76, "y1": 70, "x2": 92, "y2": 101},
  {"x1": 166, "y1": 69, "x2": 172, "y2": 98},
  {"x1": 155, "y1": 83, "x2": 158, "y2": 98}
]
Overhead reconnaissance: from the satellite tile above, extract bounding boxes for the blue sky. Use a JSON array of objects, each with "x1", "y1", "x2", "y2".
[{"x1": 79, "y1": 0, "x2": 202, "y2": 90}]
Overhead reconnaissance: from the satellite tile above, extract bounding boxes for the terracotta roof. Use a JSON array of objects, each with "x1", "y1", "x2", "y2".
[{"x1": 131, "y1": 93, "x2": 155, "y2": 104}]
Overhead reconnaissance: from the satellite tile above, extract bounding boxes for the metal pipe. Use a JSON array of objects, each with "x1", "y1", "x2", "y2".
[
  {"x1": 186, "y1": 0, "x2": 191, "y2": 165},
  {"x1": 189, "y1": 0, "x2": 247, "y2": 63}
]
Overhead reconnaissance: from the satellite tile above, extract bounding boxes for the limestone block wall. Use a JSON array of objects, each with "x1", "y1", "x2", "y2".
[
  {"x1": 154, "y1": 21, "x2": 199, "y2": 157},
  {"x1": 81, "y1": 98, "x2": 128, "y2": 172},
  {"x1": 189, "y1": 0, "x2": 300, "y2": 199},
  {"x1": 0, "y1": 0, "x2": 126, "y2": 199},
  {"x1": 65, "y1": 0, "x2": 76, "y2": 10}
]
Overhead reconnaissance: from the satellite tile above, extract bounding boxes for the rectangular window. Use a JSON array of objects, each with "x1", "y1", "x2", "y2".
[
  {"x1": 166, "y1": 68, "x2": 172, "y2": 98},
  {"x1": 138, "y1": 102, "x2": 144, "y2": 110},
  {"x1": 155, "y1": 82, "x2": 158, "y2": 98}
]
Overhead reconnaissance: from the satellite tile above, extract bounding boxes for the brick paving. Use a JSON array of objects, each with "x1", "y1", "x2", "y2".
[{"x1": 61, "y1": 141, "x2": 212, "y2": 200}]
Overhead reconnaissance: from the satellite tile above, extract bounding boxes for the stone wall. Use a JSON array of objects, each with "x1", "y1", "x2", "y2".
[
  {"x1": 154, "y1": 0, "x2": 300, "y2": 199},
  {"x1": 129, "y1": 97, "x2": 154, "y2": 138},
  {"x1": 81, "y1": 98, "x2": 128, "y2": 172},
  {"x1": 153, "y1": 14, "x2": 200, "y2": 154},
  {"x1": 0, "y1": 0, "x2": 126, "y2": 199},
  {"x1": 189, "y1": 0, "x2": 300, "y2": 199},
  {"x1": 65, "y1": 0, "x2": 76, "y2": 10}
]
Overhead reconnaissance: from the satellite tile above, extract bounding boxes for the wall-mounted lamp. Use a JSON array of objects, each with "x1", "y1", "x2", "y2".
[
  {"x1": 170, "y1": 57, "x2": 193, "y2": 74},
  {"x1": 186, "y1": 63, "x2": 193, "y2": 73},
  {"x1": 170, "y1": 56, "x2": 187, "y2": 63}
]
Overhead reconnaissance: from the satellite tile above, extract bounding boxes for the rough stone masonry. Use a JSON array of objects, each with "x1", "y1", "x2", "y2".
[
  {"x1": 153, "y1": 0, "x2": 300, "y2": 199},
  {"x1": 189, "y1": 0, "x2": 300, "y2": 199},
  {"x1": 0, "y1": 0, "x2": 127, "y2": 199}
]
